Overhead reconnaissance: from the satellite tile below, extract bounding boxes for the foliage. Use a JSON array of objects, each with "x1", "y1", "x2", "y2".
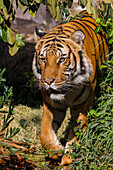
[
  {"x1": 0, "y1": 0, "x2": 73, "y2": 56},
  {"x1": 0, "y1": 68, "x2": 13, "y2": 108},
  {"x1": 0, "y1": 69, "x2": 20, "y2": 147},
  {"x1": 94, "y1": 3, "x2": 113, "y2": 47},
  {"x1": 79, "y1": 0, "x2": 113, "y2": 18},
  {"x1": 0, "y1": 0, "x2": 112, "y2": 55},
  {"x1": 0, "y1": 69, "x2": 28, "y2": 158}
]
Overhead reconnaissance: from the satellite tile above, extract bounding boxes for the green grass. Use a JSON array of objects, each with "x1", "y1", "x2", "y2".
[{"x1": 0, "y1": 104, "x2": 71, "y2": 169}]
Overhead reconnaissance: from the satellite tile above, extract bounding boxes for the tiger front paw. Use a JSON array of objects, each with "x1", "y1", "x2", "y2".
[{"x1": 61, "y1": 154, "x2": 73, "y2": 166}]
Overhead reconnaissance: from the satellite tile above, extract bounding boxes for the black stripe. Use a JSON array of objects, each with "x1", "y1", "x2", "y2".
[
  {"x1": 73, "y1": 85, "x2": 86, "y2": 102},
  {"x1": 56, "y1": 43, "x2": 64, "y2": 48},
  {"x1": 63, "y1": 29, "x2": 72, "y2": 33},
  {"x1": 57, "y1": 48, "x2": 62, "y2": 52},
  {"x1": 79, "y1": 19, "x2": 97, "y2": 28},
  {"x1": 45, "y1": 39, "x2": 54, "y2": 44},
  {"x1": 73, "y1": 53, "x2": 77, "y2": 72},
  {"x1": 66, "y1": 44, "x2": 72, "y2": 59},
  {"x1": 64, "y1": 25, "x2": 76, "y2": 31},
  {"x1": 35, "y1": 54, "x2": 41, "y2": 74},
  {"x1": 44, "y1": 36, "x2": 55, "y2": 39},
  {"x1": 61, "y1": 32, "x2": 67, "y2": 35},
  {"x1": 80, "y1": 15, "x2": 94, "y2": 20},
  {"x1": 55, "y1": 39, "x2": 62, "y2": 42},
  {"x1": 57, "y1": 26, "x2": 63, "y2": 31},
  {"x1": 49, "y1": 32, "x2": 59, "y2": 36},
  {"x1": 58, "y1": 35, "x2": 70, "y2": 38},
  {"x1": 44, "y1": 44, "x2": 50, "y2": 48}
]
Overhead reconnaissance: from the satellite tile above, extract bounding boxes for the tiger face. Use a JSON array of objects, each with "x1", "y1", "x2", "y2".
[{"x1": 33, "y1": 30, "x2": 93, "y2": 101}]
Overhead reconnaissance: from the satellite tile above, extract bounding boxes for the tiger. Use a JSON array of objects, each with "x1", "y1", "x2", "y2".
[{"x1": 32, "y1": 10, "x2": 108, "y2": 165}]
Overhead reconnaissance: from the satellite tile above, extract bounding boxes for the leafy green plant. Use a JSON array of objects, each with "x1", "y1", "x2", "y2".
[
  {"x1": 79, "y1": 0, "x2": 113, "y2": 18},
  {"x1": 0, "y1": 0, "x2": 73, "y2": 56},
  {"x1": 0, "y1": 105, "x2": 20, "y2": 140},
  {"x1": 0, "y1": 69, "x2": 24, "y2": 155},
  {"x1": 0, "y1": 0, "x2": 113, "y2": 56},
  {"x1": 94, "y1": 3, "x2": 113, "y2": 49},
  {"x1": 0, "y1": 68, "x2": 13, "y2": 108}
]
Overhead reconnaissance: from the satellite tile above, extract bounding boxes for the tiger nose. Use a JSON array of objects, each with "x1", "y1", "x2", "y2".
[{"x1": 44, "y1": 78, "x2": 55, "y2": 85}]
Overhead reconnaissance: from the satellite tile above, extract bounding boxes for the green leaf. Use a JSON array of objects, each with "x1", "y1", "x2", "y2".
[
  {"x1": 67, "y1": 0, "x2": 73, "y2": 8},
  {"x1": 100, "y1": 120, "x2": 105, "y2": 123},
  {"x1": 19, "y1": 119, "x2": 27, "y2": 129},
  {"x1": 10, "y1": 127, "x2": 20, "y2": 137},
  {"x1": 81, "y1": 0, "x2": 87, "y2": 7},
  {"x1": 75, "y1": 132, "x2": 80, "y2": 136},
  {"x1": 9, "y1": 6, "x2": 15, "y2": 21},
  {"x1": 34, "y1": 0, "x2": 40, "y2": 3},
  {"x1": 21, "y1": 0, "x2": 29, "y2": 6},
  {"x1": 70, "y1": 152, "x2": 75, "y2": 159},
  {"x1": 108, "y1": 29, "x2": 113, "y2": 38},
  {"x1": 16, "y1": 34, "x2": 25, "y2": 47},
  {"x1": 3, "y1": 7, "x2": 9, "y2": 20},
  {"x1": 55, "y1": 1, "x2": 60, "y2": 21},
  {"x1": 29, "y1": 9, "x2": 36, "y2": 17},
  {"x1": 86, "y1": 1, "x2": 92, "y2": 14},
  {"x1": 0, "y1": 0, "x2": 4, "y2": 8},
  {"x1": 0, "y1": 14, "x2": 4, "y2": 24},
  {"x1": 18, "y1": 1, "x2": 28, "y2": 12},
  {"x1": 51, "y1": 0, "x2": 56, "y2": 18},
  {"x1": 95, "y1": 26, "x2": 102, "y2": 34},
  {"x1": 9, "y1": 41, "x2": 19, "y2": 56},
  {"x1": 2, "y1": 28, "x2": 7, "y2": 42},
  {"x1": 96, "y1": 17, "x2": 102, "y2": 24},
  {"x1": 89, "y1": 109, "x2": 96, "y2": 116},
  {"x1": 0, "y1": 68, "x2": 6, "y2": 77},
  {"x1": 100, "y1": 65, "x2": 107, "y2": 70},
  {"x1": 41, "y1": 161, "x2": 45, "y2": 166},
  {"x1": 109, "y1": 38, "x2": 113, "y2": 44},
  {"x1": 7, "y1": 27, "x2": 15, "y2": 45}
]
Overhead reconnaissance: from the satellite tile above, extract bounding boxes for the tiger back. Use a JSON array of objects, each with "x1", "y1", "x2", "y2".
[{"x1": 32, "y1": 11, "x2": 109, "y2": 165}]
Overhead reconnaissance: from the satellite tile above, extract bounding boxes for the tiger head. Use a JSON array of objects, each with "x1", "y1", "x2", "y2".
[{"x1": 32, "y1": 28, "x2": 93, "y2": 101}]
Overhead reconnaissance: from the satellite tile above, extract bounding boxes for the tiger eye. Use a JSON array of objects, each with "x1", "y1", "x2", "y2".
[{"x1": 59, "y1": 57, "x2": 66, "y2": 63}]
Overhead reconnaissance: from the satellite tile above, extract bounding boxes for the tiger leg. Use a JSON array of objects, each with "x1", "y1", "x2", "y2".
[
  {"x1": 61, "y1": 108, "x2": 88, "y2": 165},
  {"x1": 61, "y1": 94, "x2": 94, "y2": 165},
  {"x1": 40, "y1": 101, "x2": 66, "y2": 160}
]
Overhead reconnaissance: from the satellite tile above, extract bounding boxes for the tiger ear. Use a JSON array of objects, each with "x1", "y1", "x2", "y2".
[
  {"x1": 35, "y1": 27, "x2": 47, "y2": 40},
  {"x1": 72, "y1": 30, "x2": 85, "y2": 45}
]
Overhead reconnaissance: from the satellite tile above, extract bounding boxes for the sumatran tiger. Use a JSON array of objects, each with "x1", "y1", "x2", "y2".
[{"x1": 32, "y1": 11, "x2": 108, "y2": 165}]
